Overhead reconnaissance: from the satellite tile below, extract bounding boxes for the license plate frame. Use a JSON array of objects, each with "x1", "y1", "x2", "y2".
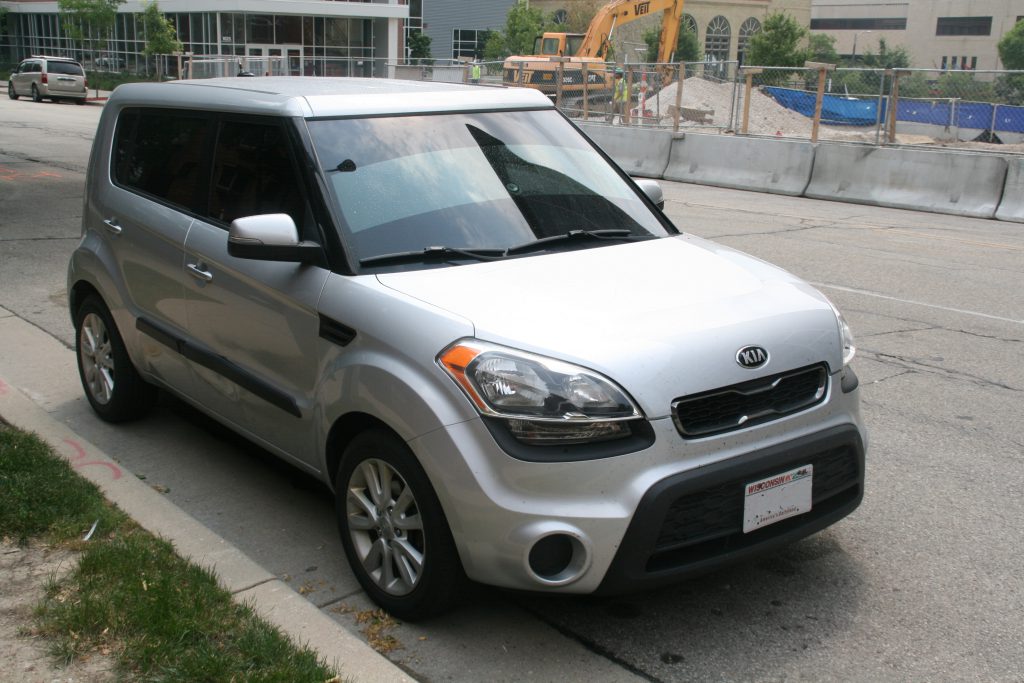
[{"x1": 743, "y1": 464, "x2": 813, "y2": 533}]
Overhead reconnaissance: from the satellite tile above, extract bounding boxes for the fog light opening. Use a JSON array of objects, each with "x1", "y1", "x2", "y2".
[{"x1": 527, "y1": 533, "x2": 587, "y2": 585}]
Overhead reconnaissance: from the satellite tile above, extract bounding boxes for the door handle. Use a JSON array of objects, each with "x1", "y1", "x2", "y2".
[
  {"x1": 103, "y1": 218, "x2": 123, "y2": 235},
  {"x1": 186, "y1": 262, "x2": 213, "y2": 283}
]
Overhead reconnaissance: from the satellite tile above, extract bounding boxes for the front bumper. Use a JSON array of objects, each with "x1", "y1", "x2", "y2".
[
  {"x1": 410, "y1": 369, "x2": 866, "y2": 594},
  {"x1": 596, "y1": 423, "x2": 864, "y2": 594}
]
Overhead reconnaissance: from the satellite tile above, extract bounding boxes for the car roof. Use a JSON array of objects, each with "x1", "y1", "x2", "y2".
[
  {"x1": 108, "y1": 77, "x2": 554, "y2": 119},
  {"x1": 30, "y1": 55, "x2": 81, "y2": 63}
]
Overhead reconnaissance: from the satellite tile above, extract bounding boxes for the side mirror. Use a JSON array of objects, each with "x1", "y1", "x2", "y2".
[
  {"x1": 634, "y1": 178, "x2": 665, "y2": 211},
  {"x1": 227, "y1": 214, "x2": 322, "y2": 264}
]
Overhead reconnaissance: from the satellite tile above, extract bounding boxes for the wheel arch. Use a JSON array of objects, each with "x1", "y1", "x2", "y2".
[
  {"x1": 68, "y1": 279, "x2": 102, "y2": 321},
  {"x1": 324, "y1": 411, "x2": 398, "y2": 489}
]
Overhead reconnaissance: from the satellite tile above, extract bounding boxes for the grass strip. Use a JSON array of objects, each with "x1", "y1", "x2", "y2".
[{"x1": 0, "y1": 425, "x2": 339, "y2": 682}]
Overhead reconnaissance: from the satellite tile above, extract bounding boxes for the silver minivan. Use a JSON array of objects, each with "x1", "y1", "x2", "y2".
[
  {"x1": 8, "y1": 55, "x2": 87, "y2": 103},
  {"x1": 68, "y1": 77, "x2": 866, "y2": 620}
]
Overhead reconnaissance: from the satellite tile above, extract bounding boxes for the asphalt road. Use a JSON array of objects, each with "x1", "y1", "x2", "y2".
[{"x1": 1, "y1": 94, "x2": 1021, "y2": 682}]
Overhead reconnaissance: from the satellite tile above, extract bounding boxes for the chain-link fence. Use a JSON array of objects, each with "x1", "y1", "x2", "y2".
[
  {"x1": 731, "y1": 66, "x2": 1024, "y2": 152},
  {"x1": 174, "y1": 55, "x2": 1024, "y2": 154}
]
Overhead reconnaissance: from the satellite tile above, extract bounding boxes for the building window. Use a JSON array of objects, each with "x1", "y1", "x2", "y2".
[
  {"x1": 941, "y1": 55, "x2": 947, "y2": 70},
  {"x1": 704, "y1": 16, "x2": 731, "y2": 63},
  {"x1": 936, "y1": 17, "x2": 992, "y2": 36},
  {"x1": 682, "y1": 14, "x2": 697, "y2": 36},
  {"x1": 737, "y1": 17, "x2": 761, "y2": 66},
  {"x1": 452, "y1": 29, "x2": 490, "y2": 61},
  {"x1": 810, "y1": 18, "x2": 907, "y2": 31}
]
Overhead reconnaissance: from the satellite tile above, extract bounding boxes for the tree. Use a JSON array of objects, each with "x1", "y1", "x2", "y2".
[
  {"x1": 562, "y1": 0, "x2": 604, "y2": 34},
  {"x1": 483, "y1": 2, "x2": 553, "y2": 60},
  {"x1": 744, "y1": 12, "x2": 808, "y2": 68},
  {"x1": 997, "y1": 19, "x2": 1024, "y2": 70},
  {"x1": 807, "y1": 33, "x2": 839, "y2": 65},
  {"x1": 859, "y1": 37, "x2": 910, "y2": 69},
  {"x1": 140, "y1": 1, "x2": 182, "y2": 80},
  {"x1": 407, "y1": 30, "x2": 432, "y2": 62},
  {"x1": 58, "y1": 0, "x2": 123, "y2": 62},
  {"x1": 643, "y1": 24, "x2": 701, "y2": 63}
]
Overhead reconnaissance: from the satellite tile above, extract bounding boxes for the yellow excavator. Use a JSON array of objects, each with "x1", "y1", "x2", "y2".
[{"x1": 503, "y1": 0, "x2": 684, "y2": 100}]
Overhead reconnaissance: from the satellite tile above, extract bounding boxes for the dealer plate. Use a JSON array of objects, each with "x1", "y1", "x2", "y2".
[{"x1": 743, "y1": 465, "x2": 813, "y2": 533}]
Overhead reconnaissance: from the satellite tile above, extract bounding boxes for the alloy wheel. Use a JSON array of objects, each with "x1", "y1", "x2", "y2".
[
  {"x1": 78, "y1": 312, "x2": 115, "y2": 405},
  {"x1": 346, "y1": 458, "x2": 426, "y2": 596}
]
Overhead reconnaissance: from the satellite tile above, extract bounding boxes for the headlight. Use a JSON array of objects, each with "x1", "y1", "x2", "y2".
[
  {"x1": 438, "y1": 340, "x2": 642, "y2": 445},
  {"x1": 828, "y1": 301, "x2": 856, "y2": 366}
]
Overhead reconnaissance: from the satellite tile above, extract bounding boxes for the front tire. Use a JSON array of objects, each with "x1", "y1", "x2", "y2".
[
  {"x1": 7, "y1": 82, "x2": 17, "y2": 100},
  {"x1": 335, "y1": 430, "x2": 465, "y2": 621},
  {"x1": 74, "y1": 295, "x2": 155, "y2": 422}
]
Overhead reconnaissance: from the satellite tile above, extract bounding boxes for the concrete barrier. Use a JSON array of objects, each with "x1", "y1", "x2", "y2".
[
  {"x1": 662, "y1": 133, "x2": 816, "y2": 196},
  {"x1": 995, "y1": 157, "x2": 1024, "y2": 223},
  {"x1": 806, "y1": 144, "x2": 1008, "y2": 218},
  {"x1": 577, "y1": 123, "x2": 673, "y2": 178}
]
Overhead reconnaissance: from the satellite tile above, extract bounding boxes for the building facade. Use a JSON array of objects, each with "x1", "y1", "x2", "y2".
[
  {"x1": 0, "y1": 0, "x2": 408, "y2": 77},
  {"x1": 811, "y1": 0, "x2": 1024, "y2": 70},
  {"x1": 419, "y1": 0, "x2": 516, "y2": 61}
]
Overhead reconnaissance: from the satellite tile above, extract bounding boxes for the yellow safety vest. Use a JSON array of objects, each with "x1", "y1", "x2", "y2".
[
  {"x1": 471, "y1": 64, "x2": 481, "y2": 80},
  {"x1": 613, "y1": 77, "x2": 628, "y2": 102}
]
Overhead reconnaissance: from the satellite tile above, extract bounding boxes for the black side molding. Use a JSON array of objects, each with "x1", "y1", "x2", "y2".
[
  {"x1": 136, "y1": 317, "x2": 301, "y2": 418},
  {"x1": 319, "y1": 314, "x2": 357, "y2": 347}
]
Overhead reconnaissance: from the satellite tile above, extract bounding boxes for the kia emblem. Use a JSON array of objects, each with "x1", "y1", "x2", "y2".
[{"x1": 736, "y1": 345, "x2": 769, "y2": 369}]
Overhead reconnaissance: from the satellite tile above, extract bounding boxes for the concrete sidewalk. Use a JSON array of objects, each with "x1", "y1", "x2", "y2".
[{"x1": 0, "y1": 306, "x2": 412, "y2": 682}]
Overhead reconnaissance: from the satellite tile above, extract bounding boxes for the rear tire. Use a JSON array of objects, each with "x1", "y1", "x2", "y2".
[
  {"x1": 74, "y1": 295, "x2": 156, "y2": 422},
  {"x1": 75, "y1": 97, "x2": 86, "y2": 105},
  {"x1": 7, "y1": 82, "x2": 16, "y2": 100},
  {"x1": 335, "y1": 430, "x2": 465, "y2": 621}
]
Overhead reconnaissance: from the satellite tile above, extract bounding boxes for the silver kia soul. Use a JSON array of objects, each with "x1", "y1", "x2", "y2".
[{"x1": 68, "y1": 77, "x2": 866, "y2": 620}]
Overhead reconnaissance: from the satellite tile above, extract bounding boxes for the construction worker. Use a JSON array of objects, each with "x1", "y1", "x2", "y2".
[
  {"x1": 470, "y1": 60, "x2": 481, "y2": 85},
  {"x1": 611, "y1": 68, "x2": 629, "y2": 125}
]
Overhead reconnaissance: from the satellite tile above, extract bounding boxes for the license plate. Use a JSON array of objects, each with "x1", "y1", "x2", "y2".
[{"x1": 743, "y1": 465, "x2": 813, "y2": 533}]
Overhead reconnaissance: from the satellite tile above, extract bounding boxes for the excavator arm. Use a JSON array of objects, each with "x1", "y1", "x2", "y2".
[{"x1": 578, "y1": 0, "x2": 684, "y2": 62}]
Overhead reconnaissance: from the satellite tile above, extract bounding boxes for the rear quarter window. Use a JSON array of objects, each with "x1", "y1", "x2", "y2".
[{"x1": 112, "y1": 108, "x2": 212, "y2": 214}]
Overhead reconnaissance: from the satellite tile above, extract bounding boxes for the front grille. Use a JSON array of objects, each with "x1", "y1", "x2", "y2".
[
  {"x1": 648, "y1": 444, "x2": 860, "y2": 572},
  {"x1": 672, "y1": 364, "x2": 828, "y2": 439}
]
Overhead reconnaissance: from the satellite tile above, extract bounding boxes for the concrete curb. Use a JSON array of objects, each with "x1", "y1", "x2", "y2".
[{"x1": 0, "y1": 374, "x2": 413, "y2": 683}]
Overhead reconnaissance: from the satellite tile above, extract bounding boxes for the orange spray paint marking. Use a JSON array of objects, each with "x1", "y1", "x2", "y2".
[{"x1": 63, "y1": 438, "x2": 123, "y2": 480}]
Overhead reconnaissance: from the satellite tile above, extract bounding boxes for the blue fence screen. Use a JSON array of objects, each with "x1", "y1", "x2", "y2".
[{"x1": 764, "y1": 86, "x2": 1024, "y2": 133}]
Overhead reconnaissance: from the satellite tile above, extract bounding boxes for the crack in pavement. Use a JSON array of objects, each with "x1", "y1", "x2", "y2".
[
  {"x1": 0, "y1": 236, "x2": 80, "y2": 243},
  {"x1": 859, "y1": 326, "x2": 938, "y2": 339},
  {"x1": 865, "y1": 369, "x2": 915, "y2": 386},
  {"x1": 0, "y1": 149, "x2": 87, "y2": 175},
  {"x1": 861, "y1": 349, "x2": 1021, "y2": 392}
]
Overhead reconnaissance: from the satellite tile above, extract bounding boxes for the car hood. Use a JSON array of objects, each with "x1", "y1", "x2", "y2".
[{"x1": 376, "y1": 235, "x2": 842, "y2": 419}]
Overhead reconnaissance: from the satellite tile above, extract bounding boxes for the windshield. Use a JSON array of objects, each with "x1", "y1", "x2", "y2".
[{"x1": 307, "y1": 109, "x2": 671, "y2": 270}]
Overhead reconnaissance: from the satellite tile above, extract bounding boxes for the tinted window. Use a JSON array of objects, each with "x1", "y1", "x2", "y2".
[
  {"x1": 936, "y1": 16, "x2": 992, "y2": 36},
  {"x1": 208, "y1": 119, "x2": 309, "y2": 232},
  {"x1": 113, "y1": 108, "x2": 211, "y2": 213},
  {"x1": 48, "y1": 61, "x2": 84, "y2": 76}
]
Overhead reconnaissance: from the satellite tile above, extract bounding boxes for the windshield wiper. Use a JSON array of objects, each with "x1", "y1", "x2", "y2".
[
  {"x1": 504, "y1": 229, "x2": 648, "y2": 255},
  {"x1": 359, "y1": 245, "x2": 506, "y2": 267}
]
